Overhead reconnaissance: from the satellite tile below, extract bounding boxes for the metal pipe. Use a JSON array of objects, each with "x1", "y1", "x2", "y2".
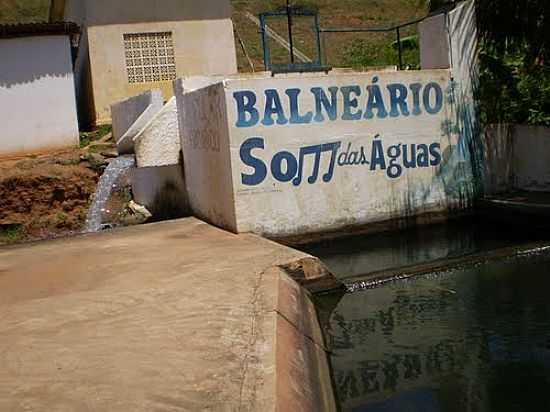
[
  {"x1": 286, "y1": 0, "x2": 295, "y2": 64},
  {"x1": 260, "y1": 14, "x2": 270, "y2": 70},
  {"x1": 320, "y1": 15, "x2": 429, "y2": 33},
  {"x1": 396, "y1": 27, "x2": 403, "y2": 70}
]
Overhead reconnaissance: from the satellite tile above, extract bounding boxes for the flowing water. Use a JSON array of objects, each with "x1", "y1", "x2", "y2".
[
  {"x1": 308, "y1": 220, "x2": 550, "y2": 412},
  {"x1": 84, "y1": 155, "x2": 135, "y2": 232}
]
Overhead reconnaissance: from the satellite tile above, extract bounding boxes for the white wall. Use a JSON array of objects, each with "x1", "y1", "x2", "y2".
[
  {"x1": 226, "y1": 71, "x2": 470, "y2": 237},
  {"x1": 178, "y1": 69, "x2": 476, "y2": 238},
  {"x1": 111, "y1": 89, "x2": 164, "y2": 154},
  {"x1": 177, "y1": 81, "x2": 237, "y2": 231},
  {"x1": 134, "y1": 97, "x2": 180, "y2": 168},
  {"x1": 0, "y1": 35, "x2": 79, "y2": 157}
]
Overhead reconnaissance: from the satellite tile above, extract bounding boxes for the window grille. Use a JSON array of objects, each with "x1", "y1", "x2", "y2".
[{"x1": 123, "y1": 32, "x2": 176, "y2": 83}]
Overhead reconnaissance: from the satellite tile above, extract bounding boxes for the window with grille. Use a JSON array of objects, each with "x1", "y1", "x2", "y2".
[{"x1": 123, "y1": 32, "x2": 176, "y2": 84}]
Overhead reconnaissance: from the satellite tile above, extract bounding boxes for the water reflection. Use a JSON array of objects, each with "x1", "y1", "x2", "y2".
[
  {"x1": 318, "y1": 254, "x2": 550, "y2": 412},
  {"x1": 302, "y1": 218, "x2": 547, "y2": 281}
]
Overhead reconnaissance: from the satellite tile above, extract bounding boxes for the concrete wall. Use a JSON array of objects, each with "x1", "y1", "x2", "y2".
[
  {"x1": 111, "y1": 89, "x2": 163, "y2": 154},
  {"x1": 419, "y1": 13, "x2": 450, "y2": 70},
  {"x1": 177, "y1": 69, "x2": 476, "y2": 238},
  {"x1": 86, "y1": 18, "x2": 237, "y2": 124},
  {"x1": 132, "y1": 165, "x2": 188, "y2": 218},
  {"x1": 0, "y1": 35, "x2": 79, "y2": 157},
  {"x1": 483, "y1": 124, "x2": 550, "y2": 193},
  {"x1": 177, "y1": 82, "x2": 237, "y2": 231},
  {"x1": 128, "y1": 95, "x2": 186, "y2": 218},
  {"x1": 482, "y1": 124, "x2": 514, "y2": 195},
  {"x1": 60, "y1": 0, "x2": 237, "y2": 125},
  {"x1": 134, "y1": 97, "x2": 180, "y2": 168},
  {"x1": 513, "y1": 126, "x2": 550, "y2": 191}
]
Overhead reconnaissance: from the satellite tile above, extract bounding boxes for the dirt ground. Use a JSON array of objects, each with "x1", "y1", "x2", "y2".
[{"x1": 0, "y1": 148, "x2": 108, "y2": 246}]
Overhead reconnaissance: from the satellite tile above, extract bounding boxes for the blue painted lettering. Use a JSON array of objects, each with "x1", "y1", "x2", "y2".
[
  {"x1": 387, "y1": 144, "x2": 403, "y2": 178},
  {"x1": 240, "y1": 137, "x2": 267, "y2": 185},
  {"x1": 387, "y1": 83, "x2": 410, "y2": 117},
  {"x1": 365, "y1": 77, "x2": 388, "y2": 119},
  {"x1": 409, "y1": 83, "x2": 422, "y2": 116},
  {"x1": 271, "y1": 151, "x2": 298, "y2": 182},
  {"x1": 370, "y1": 135, "x2": 387, "y2": 170},
  {"x1": 341, "y1": 86, "x2": 363, "y2": 120},
  {"x1": 311, "y1": 87, "x2": 338, "y2": 122},
  {"x1": 262, "y1": 89, "x2": 288, "y2": 126},
  {"x1": 423, "y1": 82, "x2": 443, "y2": 115},
  {"x1": 234, "y1": 91, "x2": 259, "y2": 128},
  {"x1": 429, "y1": 143, "x2": 442, "y2": 166},
  {"x1": 286, "y1": 88, "x2": 313, "y2": 124},
  {"x1": 416, "y1": 144, "x2": 430, "y2": 167}
]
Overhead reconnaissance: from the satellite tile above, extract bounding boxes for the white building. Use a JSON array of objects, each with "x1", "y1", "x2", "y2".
[
  {"x1": 50, "y1": 0, "x2": 238, "y2": 127},
  {"x1": 0, "y1": 23, "x2": 80, "y2": 158}
]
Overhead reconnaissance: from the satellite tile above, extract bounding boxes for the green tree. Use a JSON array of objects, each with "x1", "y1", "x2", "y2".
[
  {"x1": 475, "y1": 0, "x2": 549, "y2": 67},
  {"x1": 474, "y1": 0, "x2": 550, "y2": 125}
]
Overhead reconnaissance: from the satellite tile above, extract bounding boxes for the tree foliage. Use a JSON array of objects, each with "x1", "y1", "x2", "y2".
[
  {"x1": 474, "y1": 0, "x2": 550, "y2": 126},
  {"x1": 475, "y1": 0, "x2": 550, "y2": 66}
]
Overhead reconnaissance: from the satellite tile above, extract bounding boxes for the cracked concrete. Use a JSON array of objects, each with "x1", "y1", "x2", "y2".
[{"x1": 0, "y1": 217, "x2": 338, "y2": 412}]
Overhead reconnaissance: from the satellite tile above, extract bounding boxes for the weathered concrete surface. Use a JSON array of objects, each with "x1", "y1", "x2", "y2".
[
  {"x1": 483, "y1": 124, "x2": 550, "y2": 194},
  {"x1": 131, "y1": 164, "x2": 189, "y2": 218},
  {"x1": 513, "y1": 125, "x2": 550, "y2": 191},
  {"x1": 135, "y1": 97, "x2": 181, "y2": 168},
  {"x1": 177, "y1": 70, "x2": 476, "y2": 239},
  {"x1": 61, "y1": 0, "x2": 238, "y2": 124},
  {"x1": 482, "y1": 124, "x2": 514, "y2": 195},
  {"x1": 419, "y1": 12, "x2": 450, "y2": 70},
  {"x1": 111, "y1": 89, "x2": 163, "y2": 155},
  {"x1": 0, "y1": 218, "x2": 338, "y2": 412}
]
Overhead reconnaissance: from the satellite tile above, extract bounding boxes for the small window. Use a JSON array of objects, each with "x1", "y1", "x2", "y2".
[{"x1": 123, "y1": 32, "x2": 176, "y2": 83}]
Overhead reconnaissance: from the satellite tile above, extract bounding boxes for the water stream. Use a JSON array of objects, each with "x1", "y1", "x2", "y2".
[{"x1": 84, "y1": 155, "x2": 135, "y2": 232}]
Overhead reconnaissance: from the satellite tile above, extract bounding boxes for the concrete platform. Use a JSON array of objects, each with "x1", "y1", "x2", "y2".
[{"x1": 0, "y1": 218, "x2": 338, "y2": 411}]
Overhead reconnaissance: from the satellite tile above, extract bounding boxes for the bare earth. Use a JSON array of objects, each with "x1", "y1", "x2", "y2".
[
  {"x1": 0, "y1": 149, "x2": 100, "y2": 245},
  {"x1": 0, "y1": 218, "x2": 335, "y2": 411}
]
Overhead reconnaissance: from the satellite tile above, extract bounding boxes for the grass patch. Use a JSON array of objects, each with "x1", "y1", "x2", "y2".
[
  {"x1": 80, "y1": 125, "x2": 112, "y2": 148},
  {"x1": 232, "y1": 0, "x2": 428, "y2": 71},
  {"x1": 343, "y1": 36, "x2": 420, "y2": 70},
  {"x1": 0, "y1": 224, "x2": 26, "y2": 244},
  {"x1": 0, "y1": 0, "x2": 50, "y2": 23}
]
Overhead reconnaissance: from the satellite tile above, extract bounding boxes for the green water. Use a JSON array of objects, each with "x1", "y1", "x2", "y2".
[{"x1": 318, "y1": 253, "x2": 550, "y2": 412}]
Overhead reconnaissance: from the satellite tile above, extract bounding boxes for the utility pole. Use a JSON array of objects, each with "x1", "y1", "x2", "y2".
[{"x1": 286, "y1": 0, "x2": 295, "y2": 64}]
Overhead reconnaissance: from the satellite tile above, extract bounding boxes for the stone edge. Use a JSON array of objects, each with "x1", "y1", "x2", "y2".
[{"x1": 252, "y1": 259, "x2": 340, "y2": 412}]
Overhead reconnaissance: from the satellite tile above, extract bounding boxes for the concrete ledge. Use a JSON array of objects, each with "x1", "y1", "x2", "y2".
[
  {"x1": 0, "y1": 218, "x2": 338, "y2": 411},
  {"x1": 111, "y1": 90, "x2": 164, "y2": 155},
  {"x1": 134, "y1": 97, "x2": 180, "y2": 168},
  {"x1": 131, "y1": 164, "x2": 189, "y2": 219},
  {"x1": 343, "y1": 240, "x2": 550, "y2": 291}
]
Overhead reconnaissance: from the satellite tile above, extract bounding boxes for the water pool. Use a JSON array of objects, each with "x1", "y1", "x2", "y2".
[{"x1": 316, "y1": 252, "x2": 550, "y2": 412}]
